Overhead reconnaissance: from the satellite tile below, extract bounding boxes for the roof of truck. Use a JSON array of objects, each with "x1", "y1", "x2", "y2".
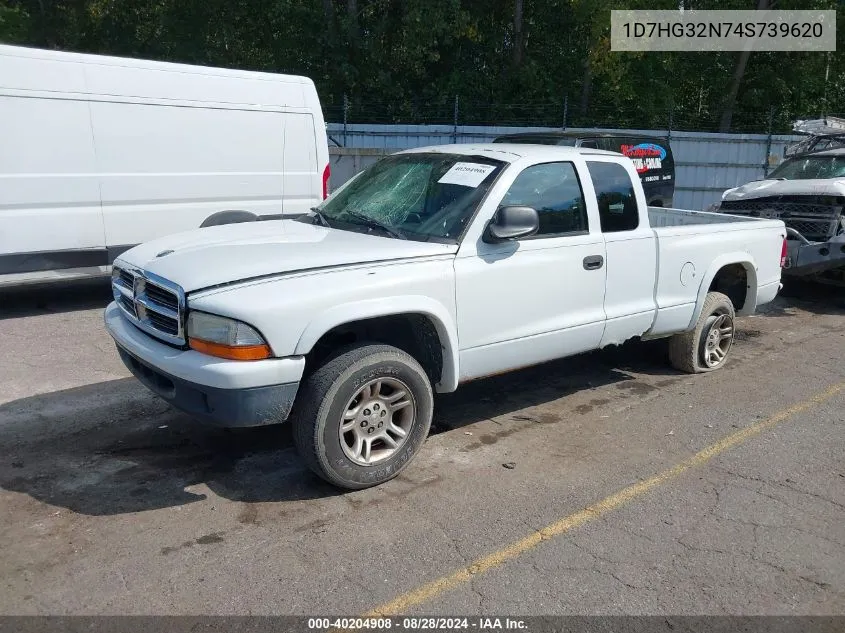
[{"x1": 399, "y1": 143, "x2": 622, "y2": 162}]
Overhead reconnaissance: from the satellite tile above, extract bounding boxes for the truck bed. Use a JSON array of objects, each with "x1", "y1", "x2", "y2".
[
  {"x1": 643, "y1": 205, "x2": 785, "y2": 339},
  {"x1": 648, "y1": 206, "x2": 762, "y2": 228}
]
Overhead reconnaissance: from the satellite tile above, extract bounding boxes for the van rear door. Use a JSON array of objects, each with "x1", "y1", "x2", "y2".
[{"x1": 282, "y1": 111, "x2": 320, "y2": 216}]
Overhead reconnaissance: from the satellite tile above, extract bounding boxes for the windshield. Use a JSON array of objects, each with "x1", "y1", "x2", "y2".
[
  {"x1": 307, "y1": 153, "x2": 505, "y2": 242},
  {"x1": 768, "y1": 155, "x2": 845, "y2": 180}
]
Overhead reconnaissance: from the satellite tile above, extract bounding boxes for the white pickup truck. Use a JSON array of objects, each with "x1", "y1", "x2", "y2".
[{"x1": 104, "y1": 144, "x2": 786, "y2": 489}]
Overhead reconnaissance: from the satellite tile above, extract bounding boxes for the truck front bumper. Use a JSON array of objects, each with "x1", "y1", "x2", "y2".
[
  {"x1": 784, "y1": 234, "x2": 845, "y2": 276},
  {"x1": 104, "y1": 302, "x2": 304, "y2": 427}
]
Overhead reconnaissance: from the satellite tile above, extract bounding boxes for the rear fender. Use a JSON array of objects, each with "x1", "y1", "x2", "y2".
[{"x1": 687, "y1": 254, "x2": 758, "y2": 329}]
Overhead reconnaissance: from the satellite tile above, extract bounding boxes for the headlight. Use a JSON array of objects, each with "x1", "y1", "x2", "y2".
[{"x1": 187, "y1": 311, "x2": 271, "y2": 360}]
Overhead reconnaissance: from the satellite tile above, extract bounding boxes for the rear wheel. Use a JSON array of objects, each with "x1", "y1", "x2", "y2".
[
  {"x1": 292, "y1": 343, "x2": 433, "y2": 489},
  {"x1": 668, "y1": 292, "x2": 736, "y2": 373}
]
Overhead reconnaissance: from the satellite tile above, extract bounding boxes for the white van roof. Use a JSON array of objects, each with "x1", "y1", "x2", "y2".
[{"x1": 0, "y1": 44, "x2": 316, "y2": 108}]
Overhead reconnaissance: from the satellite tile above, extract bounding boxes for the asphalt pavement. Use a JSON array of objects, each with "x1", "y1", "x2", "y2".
[{"x1": 1, "y1": 279, "x2": 843, "y2": 615}]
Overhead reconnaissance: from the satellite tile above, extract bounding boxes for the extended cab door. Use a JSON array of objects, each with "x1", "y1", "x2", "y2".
[
  {"x1": 584, "y1": 158, "x2": 658, "y2": 346},
  {"x1": 454, "y1": 159, "x2": 607, "y2": 381}
]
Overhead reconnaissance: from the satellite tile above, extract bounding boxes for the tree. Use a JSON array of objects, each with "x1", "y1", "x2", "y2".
[
  {"x1": 0, "y1": 0, "x2": 840, "y2": 132},
  {"x1": 512, "y1": 0, "x2": 524, "y2": 67},
  {"x1": 719, "y1": 0, "x2": 771, "y2": 132}
]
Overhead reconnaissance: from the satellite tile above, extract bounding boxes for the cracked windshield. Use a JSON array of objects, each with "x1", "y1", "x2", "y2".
[
  {"x1": 767, "y1": 154, "x2": 845, "y2": 180},
  {"x1": 312, "y1": 154, "x2": 504, "y2": 242}
]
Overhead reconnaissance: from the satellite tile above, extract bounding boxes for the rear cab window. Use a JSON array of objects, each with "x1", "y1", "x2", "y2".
[{"x1": 586, "y1": 161, "x2": 640, "y2": 233}]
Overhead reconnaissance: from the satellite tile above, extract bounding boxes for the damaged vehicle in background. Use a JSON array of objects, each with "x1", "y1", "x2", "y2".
[{"x1": 711, "y1": 118, "x2": 845, "y2": 286}]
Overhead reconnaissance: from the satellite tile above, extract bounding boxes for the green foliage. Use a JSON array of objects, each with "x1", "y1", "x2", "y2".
[
  {"x1": 0, "y1": 3, "x2": 29, "y2": 44},
  {"x1": 0, "y1": 0, "x2": 841, "y2": 132}
]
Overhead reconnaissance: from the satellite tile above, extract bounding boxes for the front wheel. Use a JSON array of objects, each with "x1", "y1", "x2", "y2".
[
  {"x1": 292, "y1": 344, "x2": 434, "y2": 489},
  {"x1": 668, "y1": 291, "x2": 736, "y2": 373}
]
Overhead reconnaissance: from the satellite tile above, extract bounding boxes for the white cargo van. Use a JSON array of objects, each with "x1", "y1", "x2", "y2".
[{"x1": 0, "y1": 44, "x2": 330, "y2": 287}]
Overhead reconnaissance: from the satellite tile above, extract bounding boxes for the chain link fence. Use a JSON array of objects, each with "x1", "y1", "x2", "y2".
[{"x1": 324, "y1": 96, "x2": 842, "y2": 136}]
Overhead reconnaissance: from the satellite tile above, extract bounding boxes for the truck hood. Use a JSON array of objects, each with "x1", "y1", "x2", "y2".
[
  {"x1": 722, "y1": 178, "x2": 845, "y2": 201},
  {"x1": 116, "y1": 220, "x2": 458, "y2": 292}
]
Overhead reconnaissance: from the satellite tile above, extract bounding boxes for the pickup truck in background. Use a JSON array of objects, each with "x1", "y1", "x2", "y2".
[
  {"x1": 713, "y1": 147, "x2": 845, "y2": 287},
  {"x1": 104, "y1": 144, "x2": 786, "y2": 489}
]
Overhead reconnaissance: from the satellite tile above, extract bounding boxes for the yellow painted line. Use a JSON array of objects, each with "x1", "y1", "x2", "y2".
[{"x1": 365, "y1": 380, "x2": 845, "y2": 616}]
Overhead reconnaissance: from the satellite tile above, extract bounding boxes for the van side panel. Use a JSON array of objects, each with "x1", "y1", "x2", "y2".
[
  {"x1": 82, "y1": 62, "x2": 308, "y2": 107},
  {"x1": 90, "y1": 100, "x2": 288, "y2": 247},
  {"x1": 0, "y1": 45, "x2": 328, "y2": 283},
  {"x1": 0, "y1": 90, "x2": 106, "y2": 275}
]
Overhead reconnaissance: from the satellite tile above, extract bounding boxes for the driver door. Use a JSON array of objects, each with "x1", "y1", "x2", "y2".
[{"x1": 454, "y1": 161, "x2": 607, "y2": 381}]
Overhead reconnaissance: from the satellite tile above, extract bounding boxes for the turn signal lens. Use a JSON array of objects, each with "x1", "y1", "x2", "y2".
[
  {"x1": 189, "y1": 338, "x2": 271, "y2": 361},
  {"x1": 187, "y1": 311, "x2": 271, "y2": 360}
]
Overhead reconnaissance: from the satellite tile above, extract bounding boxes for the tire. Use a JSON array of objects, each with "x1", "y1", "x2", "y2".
[
  {"x1": 292, "y1": 343, "x2": 434, "y2": 489},
  {"x1": 668, "y1": 291, "x2": 736, "y2": 374}
]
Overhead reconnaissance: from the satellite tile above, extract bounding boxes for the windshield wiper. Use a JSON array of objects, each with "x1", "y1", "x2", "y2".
[
  {"x1": 308, "y1": 207, "x2": 332, "y2": 228},
  {"x1": 344, "y1": 210, "x2": 408, "y2": 240}
]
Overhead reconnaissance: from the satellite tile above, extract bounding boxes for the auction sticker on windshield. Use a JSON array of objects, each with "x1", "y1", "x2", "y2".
[{"x1": 438, "y1": 162, "x2": 497, "y2": 187}]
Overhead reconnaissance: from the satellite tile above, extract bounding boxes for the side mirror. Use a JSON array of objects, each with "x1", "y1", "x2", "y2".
[{"x1": 484, "y1": 206, "x2": 540, "y2": 242}]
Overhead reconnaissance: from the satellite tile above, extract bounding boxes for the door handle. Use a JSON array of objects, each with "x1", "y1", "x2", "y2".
[{"x1": 583, "y1": 255, "x2": 604, "y2": 270}]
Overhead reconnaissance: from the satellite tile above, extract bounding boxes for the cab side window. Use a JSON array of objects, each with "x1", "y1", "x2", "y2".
[
  {"x1": 500, "y1": 162, "x2": 588, "y2": 236},
  {"x1": 586, "y1": 161, "x2": 639, "y2": 233}
]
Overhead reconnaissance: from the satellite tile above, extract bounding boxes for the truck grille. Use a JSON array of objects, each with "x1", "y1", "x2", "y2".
[
  {"x1": 719, "y1": 197, "x2": 844, "y2": 242},
  {"x1": 112, "y1": 265, "x2": 186, "y2": 346}
]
